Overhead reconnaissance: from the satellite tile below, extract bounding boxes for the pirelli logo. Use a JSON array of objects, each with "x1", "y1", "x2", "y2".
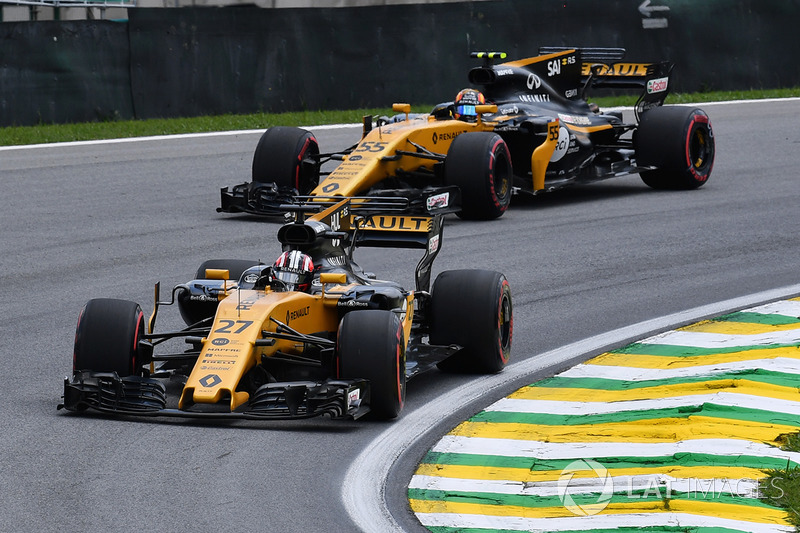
[{"x1": 359, "y1": 216, "x2": 432, "y2": 232}]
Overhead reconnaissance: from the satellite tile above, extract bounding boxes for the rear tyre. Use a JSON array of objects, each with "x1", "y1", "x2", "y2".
[
  {"x1": 252, "y1": 126, "x2": 320, "y2": 194},
  {"x1": 635, "y1": 106, "x2": 715, "y2": 190},
  {"x1": 337, "y1": 310, "x2": 405, "y2": 419},
  {"x1": 430, "y1": 269, "x2": 512, "y2": 373},
  {"x1": 74, "y1": 298, "x2": 149, "y2": 376},
  {"x1": 445, "y1": 132, "x2": 513, "y2": 220}
]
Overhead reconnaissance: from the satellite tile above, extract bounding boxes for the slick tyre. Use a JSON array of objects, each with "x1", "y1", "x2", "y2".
[
  {"x1": 445, "y1": 132, "x2": 512, "y2": 220},
  {"x1": 430, "y1": 269, "x2": 512, "y2": 373},
  {"x1": 337, "y1": 310, "x2": 406, "y2": 419},
  {"x1": 73, "y1": 298, "x2": 149, "y2": 376},
  {"x1": 252, "y1": 126, "x2": 320, "y2": 194},
  {"x1": 635, "y1": 106, "x2": 715, "y2": 190}
]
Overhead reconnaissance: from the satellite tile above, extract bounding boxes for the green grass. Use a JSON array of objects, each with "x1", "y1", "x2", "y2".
[
  {"x1": 0, "y1": 87, "x2": 798, "y2": 147},
  {"x1": 761, "y1": 433, "x2": 800, "y2": 531}
]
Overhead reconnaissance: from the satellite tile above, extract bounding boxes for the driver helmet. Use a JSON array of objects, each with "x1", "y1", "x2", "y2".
[
  {"x1": 453, "y1": 88, "x2": 486, "y2": 121},
  {"x1": 273, "y1": 250, "x2": 314, "y2": 292}
]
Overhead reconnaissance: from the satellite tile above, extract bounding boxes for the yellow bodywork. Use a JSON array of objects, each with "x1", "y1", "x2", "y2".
[
  {"x1": 177, "y1": 199, "x2": 424, "y2": 412},
  {"x1": 180, "y1": 289, "x2": 338, "y2": 410},
  {"x1": 312, "y1": 105, "x2": 498, "y2": 197}
]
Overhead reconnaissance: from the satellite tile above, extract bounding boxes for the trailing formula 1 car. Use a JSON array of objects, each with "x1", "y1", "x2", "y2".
[
  {"x1": 219, "y1": 47, "x2": 715, "y2": 221},
  {"x1": 60, "y1": 197, "x2": 513, "y2": 421}
]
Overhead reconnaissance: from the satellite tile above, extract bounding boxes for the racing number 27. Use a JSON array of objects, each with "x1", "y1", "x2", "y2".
[{"x1": 214, "y1": 320, "x2": 253, "y2": 334}]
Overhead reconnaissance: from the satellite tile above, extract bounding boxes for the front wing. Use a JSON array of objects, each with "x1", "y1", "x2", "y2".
[{"x1": 60, "y1": 371, "x2": 370, "y2": 420}]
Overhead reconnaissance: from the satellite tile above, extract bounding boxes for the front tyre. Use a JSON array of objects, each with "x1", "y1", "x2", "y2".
[
  {"x1": 73, "y1": 298, "x2": 149, "y2": 376},
  {"x1": 635, "y1": 106, "x2": 715, "y2": 190},
  {"x1": 252, "y1": 126, "x2": 320, "y2": 194},
  {"x1": 430, "y1": 269, "x2": 513, "y2": 373},
  {"x1": 445, "y1": 132, "x2": 513, "y2": 220},
  {"x1": 337, "y1": 310, "x2": 406, "y2": 419}
]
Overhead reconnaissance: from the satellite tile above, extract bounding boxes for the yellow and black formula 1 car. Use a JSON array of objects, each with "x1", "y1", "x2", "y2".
[
  {"x1": 219, "y1": 47, "x2": 715, "y2": 221},
  {"x1": 60, "y1": 198, "x2": 512, "y2": 421}
]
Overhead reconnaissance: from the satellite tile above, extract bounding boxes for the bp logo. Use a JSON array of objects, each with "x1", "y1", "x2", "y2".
[{"x1": 557, "y1": 459, "x2": 614, "y2": 516}]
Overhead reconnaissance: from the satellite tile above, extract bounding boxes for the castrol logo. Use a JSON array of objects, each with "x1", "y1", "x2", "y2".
[{"x1": 647, "y1": 77, "x2": 669, "y2": 94}]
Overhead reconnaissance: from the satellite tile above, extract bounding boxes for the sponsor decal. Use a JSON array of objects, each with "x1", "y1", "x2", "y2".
[
  {"x1": 526, "y1": 73, "x2": 542, "y2": 89},
  {"x1": 647, "y1": 76, "x2": 669, "y2": 94},
  {"x1": 328, "y1": 171, "x2": 357, "y2": 178},
  {"x1": 205, "y1": 346, "x2": 239, "y2": 354},
  {"x1": 211, "y1": 338, "x2": 230, "y2": 346},
  {"x1": 286, "y1": 306, "x2": 310, "y2": 323},
  {"x1": 360, "y1": 216, "x2": 429, "y2": 231},
  {"x1": 347, "y1": 389, "x2": 360, "y2": 407},
  {"x1": 243, "y1": 273, "x2": 259, "y2": 284},
  {"x1": 496, "y1": 68, "x2": 513, "y2": 76},
  {"x1": 199, "y1": 374, "x2": 222, "y2": 388},
  {"x1": 348, "y1": 155, "x2": 362, "y2": 161},
  {"x1": 337, "y1": 300, "x2": 369, "y2": 308},
  {"x1": 549, "y1": 126, "x2": 570, "y2": 163},
  {"x1": 565, "y1": 88, "x2": 578, "y2": 98},
  {"x1": 428, "y1": 234, "x2": 440, "y2": 254},
  {"x1": 202, "y1": 359, "x2": 237, "y2": 365},
  {"x1": 582, "y1": 62, "x2": 650, "y2": 77},
  {"x1": 519, "y1": 94, "x2": 550, "y2": 103},
  {"x1": 432, "y1": 130, "x2": 464, "y2": 144},
  {"x1": 547, "y1": 59, "x2": 561, "y2": 77},
  {"x1": 426, "y1": 192, "x2": 449, "y2": 210},
  {"x1": 558, "y1": 113, "x2": 592, "y2": 126},
  {"x1": 236, "y1": 297, "x2": 260, "y2": 311},
  {"x1": 189, "y1": 294, "x2": 217, "y2": 302},
  {"x1": 499, "y1": 105, "x2": 519, "y2": 115}
]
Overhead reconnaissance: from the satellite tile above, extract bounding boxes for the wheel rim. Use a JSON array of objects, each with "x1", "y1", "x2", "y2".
[
  {"x1": 497, "y1": 283, "x2": 513, "y2": 363},
  {"x1": 492, "y1": 145, "x2": 512, "y2": 205},
  {"x1": 690, "y1": 127, "x2": 711, "y2": 172}
]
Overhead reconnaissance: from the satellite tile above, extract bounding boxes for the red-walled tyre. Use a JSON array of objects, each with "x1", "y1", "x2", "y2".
[
  {"x1": 430, "y1": 269, "x2": 513, "y2": 373},
  {"x1": 73, "y1": 298, "x2": 149, "y2": 376},
  {"x1": 338, "y1": 310, "x2": 405, "y2": 419},
  {"x1": 252, "y1": 126, "x2": 320, "y2": 194},
  {"x1": 635, "y1": 106, "x2": 715, "y2": 190},
  {"x1": 445, "y1": 132, "x2": 513, "y2": 220}
]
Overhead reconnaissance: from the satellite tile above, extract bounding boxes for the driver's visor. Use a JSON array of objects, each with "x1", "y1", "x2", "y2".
[
  {"x1": 274, "y1": 270, "x2": 302, "y2": 289},
  {"x1": 455, "y1": 104, "x2": 476, "y2": 117}
]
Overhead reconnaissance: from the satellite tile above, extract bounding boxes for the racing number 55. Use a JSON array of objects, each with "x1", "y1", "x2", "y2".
[
  {"x1": 548, "y1": 123, "x2": 559, "y2": 141},
  {"x1": 355, "y1": 141, "x2": 388, "y2": 153}
]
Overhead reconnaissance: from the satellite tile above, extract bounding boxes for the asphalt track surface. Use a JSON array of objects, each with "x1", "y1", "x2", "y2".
[{"x1": 1, "y1": 99, "x2": 798, "y2": 533}]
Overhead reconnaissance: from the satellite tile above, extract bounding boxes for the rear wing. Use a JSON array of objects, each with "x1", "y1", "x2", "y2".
[
  {"x1": 278, "y1": 197, "x2": 444, "y2": 292},
  {"x1": 538, "y1": 46, "x2": 674, "y2": 116}
]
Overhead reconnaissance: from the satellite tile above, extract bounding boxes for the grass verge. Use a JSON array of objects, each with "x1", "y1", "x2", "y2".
[
  {"x1": 0, "y1": 87, "x2": 798, "y2": 147},
  {"x1": 761, "y1": 432, "x2": 800, "y2": 531}
]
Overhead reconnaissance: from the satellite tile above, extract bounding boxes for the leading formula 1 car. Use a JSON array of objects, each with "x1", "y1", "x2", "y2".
[
  {"x1": 219, "y1": 47, "x2": 715, "y2": 221},
  {"x1": 60, "y1": 197, "x2": 512, "y2": 421}
]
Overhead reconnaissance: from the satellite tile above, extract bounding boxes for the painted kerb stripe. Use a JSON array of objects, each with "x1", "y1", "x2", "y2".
[{"x1": 409, "y1": 297, "x2": 800, "y2": 532}]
